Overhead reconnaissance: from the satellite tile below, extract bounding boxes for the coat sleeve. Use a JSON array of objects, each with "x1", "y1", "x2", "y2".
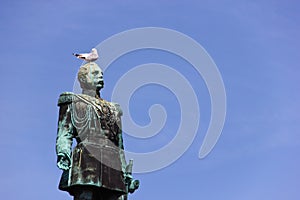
[
  {"x1": 114, "y1": 103, "x2": 127, "y2": 173},
  {"x1": 56, "y1": 93, "x2": 74, "y2": 164}
]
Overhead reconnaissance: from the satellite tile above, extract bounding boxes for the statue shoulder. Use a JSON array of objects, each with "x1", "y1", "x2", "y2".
[
  {"x1": 57, "y1": 92, "x2": 74, "y2": 106},
  {"x1": 110, "y1": 102, "x2": 123, "y2": 116}
]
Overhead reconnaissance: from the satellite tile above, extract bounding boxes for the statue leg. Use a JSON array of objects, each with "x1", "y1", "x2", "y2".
[
  {"x1": 103, "y1": 194, "x2": 121, "y2": 200},
  {"x1": 117, "y1": 195, "x2": 127, "y2": 200},
  {"x1": 93, "y1": 190, "x2": 123, "y2": 200},
  {"x1": 74, "y1": 190, "x2": 93, "y2": 200}
]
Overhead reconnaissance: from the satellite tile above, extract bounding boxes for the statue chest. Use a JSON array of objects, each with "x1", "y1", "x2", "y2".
[{"x1": 70, "y1": 97, "x2": 120, "y2": 144}]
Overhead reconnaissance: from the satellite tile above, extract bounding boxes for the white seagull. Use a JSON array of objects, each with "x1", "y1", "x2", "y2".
[{"x1": 73, "y1": 48, "x2": 99, "y2": 62}]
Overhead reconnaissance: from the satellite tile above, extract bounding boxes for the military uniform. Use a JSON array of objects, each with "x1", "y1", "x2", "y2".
[{"x1": 56, "y1": 92, "x2": 127, "y2": 199}]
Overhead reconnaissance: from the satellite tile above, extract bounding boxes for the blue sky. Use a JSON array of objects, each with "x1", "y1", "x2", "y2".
[{"x1": 0, "y1": 0, "x2": 299, "y2": 199}]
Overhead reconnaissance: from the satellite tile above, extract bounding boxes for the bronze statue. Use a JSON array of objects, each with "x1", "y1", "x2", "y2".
[{"x1": 56, "y1": 62, "x2": 139, "y2": 200}]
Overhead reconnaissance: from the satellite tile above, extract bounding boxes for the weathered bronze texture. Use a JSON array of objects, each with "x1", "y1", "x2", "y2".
[{"x1": 56, "y1": 62, "x2": 139, "y2": 200}]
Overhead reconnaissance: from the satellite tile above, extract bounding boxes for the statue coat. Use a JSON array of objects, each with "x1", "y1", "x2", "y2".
[{"x1": 56, "y1": 92, "x2": 127, "y2": 196}]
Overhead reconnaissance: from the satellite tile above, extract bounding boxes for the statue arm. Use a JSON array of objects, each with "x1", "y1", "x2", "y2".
[
  {"x1": 114, "y1": 103, "x2": 140, "y2": 193},
  {"x1": 114, "y1": 103, "x2": 127, "y2": 173},
  {"x1": 56, "y1": 102, "x2": 74, "y2": 170},
  {"x1": 118, "y1": 120, "x2": 127, "y2": 174},
  {"x1": 118, "y1": 131, "x2": 127, "y2": 173}
]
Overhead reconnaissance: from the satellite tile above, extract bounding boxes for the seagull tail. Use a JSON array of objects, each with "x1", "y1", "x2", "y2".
[{"x1": 73, "y1": 53, "x2": 83, "y2": 59}]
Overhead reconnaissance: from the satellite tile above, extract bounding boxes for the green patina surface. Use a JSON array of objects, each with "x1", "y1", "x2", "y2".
[{"x1": 56, "y1": 62, "x2": 139, "y2": 200}]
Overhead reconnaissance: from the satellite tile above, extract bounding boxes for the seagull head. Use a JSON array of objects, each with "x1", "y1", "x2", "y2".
[{"x1": 91, "y1": 48, "x2": 97, "y2": 53}]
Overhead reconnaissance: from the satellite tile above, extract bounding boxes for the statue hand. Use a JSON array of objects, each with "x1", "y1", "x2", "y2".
[
  {"x1": 129, "y1": 179, "x2": 140, "y2": 193},
  {"x1": 124, "y1": 173, "x2": 139, "y2": 193},
  {"x1": 57, "y1": 155, "x2": 71, "y2": 170},
  {"x1": 124, "y1": 173, "x2": 133, "y2": 182}
]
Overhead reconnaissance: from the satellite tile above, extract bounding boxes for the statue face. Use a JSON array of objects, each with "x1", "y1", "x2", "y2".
[{"x1": 85, "y1": 64, "x2": 104, "y2": 90}]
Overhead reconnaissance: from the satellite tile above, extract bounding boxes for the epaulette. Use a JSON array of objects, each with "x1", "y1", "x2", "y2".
[
  {"x1": 57, "y1": 92, "x2": 74, "y2": 106},
  {"x1": 112, "y1": 102, "x2": 123, "y2": 116}
]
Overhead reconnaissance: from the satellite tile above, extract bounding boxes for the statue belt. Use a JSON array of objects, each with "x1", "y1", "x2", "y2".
[{"x1": 78, "y1": 136, "x2": 119, "y2": 150}]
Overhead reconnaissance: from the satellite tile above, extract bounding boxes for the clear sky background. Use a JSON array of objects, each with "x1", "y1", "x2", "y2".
[{"x1": 0, "y1": 0, "x2": 299, "y2": 199}]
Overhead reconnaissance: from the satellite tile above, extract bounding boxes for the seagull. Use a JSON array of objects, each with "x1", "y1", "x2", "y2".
[{"x1": 73, "y1": 48, "x2": 99, "y2": 62}]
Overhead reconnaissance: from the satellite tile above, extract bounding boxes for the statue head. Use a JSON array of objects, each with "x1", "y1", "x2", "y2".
[{"x1": 77, "y1": 62, "x2": 104, "y2": 91}]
